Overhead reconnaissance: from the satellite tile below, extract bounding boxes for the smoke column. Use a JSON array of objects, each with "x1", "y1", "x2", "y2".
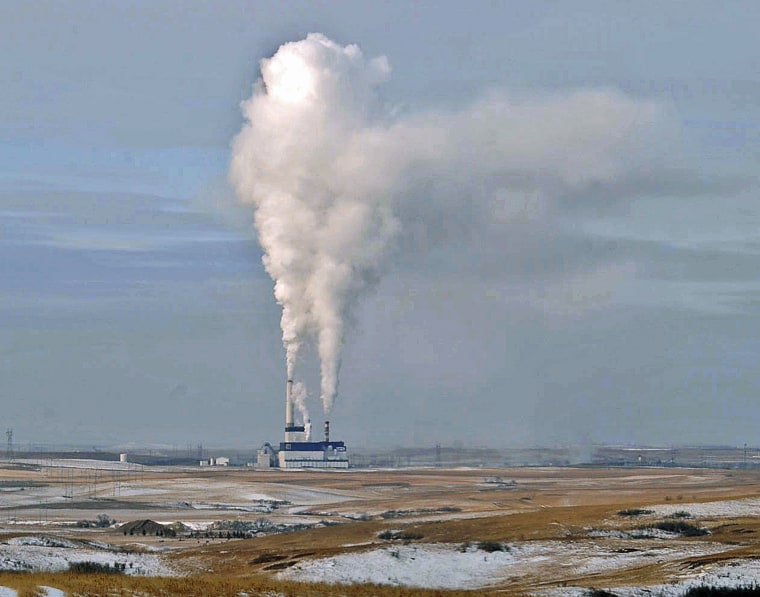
[
  {"x1": 291, "y1": 381, "x2": 309, "y2": 430},
  {"x1": 230, "y1": 33, "x2": 661, "y2": 416},
  {"x1": 230, "y1": 34, "x2": 397, "y2": 414}
]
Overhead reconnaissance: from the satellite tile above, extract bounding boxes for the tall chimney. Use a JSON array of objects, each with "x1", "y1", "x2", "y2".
[
  {"x1": 324, "y1": 420, "x2": 330, "y2": 443},
  {"x1": 285, "y1": 378, "x2": 294, "y2": 434}
]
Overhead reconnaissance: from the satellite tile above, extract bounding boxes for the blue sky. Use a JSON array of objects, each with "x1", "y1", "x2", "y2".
[{"x1": 2, "y1": 1, "x2": 760, "y2": 449}]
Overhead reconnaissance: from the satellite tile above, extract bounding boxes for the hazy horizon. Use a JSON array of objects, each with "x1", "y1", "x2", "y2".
[{"x1": 3, "y1": 2, "x2": 760, "y2": 450}]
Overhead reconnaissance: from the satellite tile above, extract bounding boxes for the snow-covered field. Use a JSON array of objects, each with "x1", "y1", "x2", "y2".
[
  {"x1": 138, "y1": 478, "x2": 361, "y2": 508},
  {"x1": 0, "y1": 471, "x2": 363, "y2": 532},
  {"x1": 14, "y1": 458, "x2": 144, "y2": 472},
  {"x1": 0, "y1": 535, "x2": 174, "y2": 576},
  {"x1": 115, "y1": 486, "x2": 169, "y2": 497},
  {"x1": 277, "y1": 540, "x2": 730, "y2": 590},
  {"x1": 0, "y1": 585, "x2": 65, "y2": 596},
  {"x1": 589, "y1": 528, "x2": 683, "y2": 540},
  {"x1": 542, "y1": 559, "x2": 760, "y2": 596},
  {"x1": 3, "y1": 462, "x2": 760, "y2": 593},
  {"x1": 278, "y1": 543, "x2": 515, "y2": 589},
  {"x1": 652, "y1": 497, "x2": 760, "y2": 519}
]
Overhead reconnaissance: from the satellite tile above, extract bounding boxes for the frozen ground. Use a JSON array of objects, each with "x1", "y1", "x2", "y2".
[
  {"x1": 0, "y1": 535, "x2": 174, "y2": 576},
  {"x1": 2, "y1": 462, "x2": 759, "y2": 593},
  {"x1": 115, "y1": 486, "x2": 169, "y2": 497},
  {"x1": 0, "y1": 471, "x2": 364, "y2": 532},
  {"x1": 14, "y1": 459, "x2": 144, "y2": 472},
  {"x1": 1, "y1": 470, "x2": 362, "y2": 514},
  {"x1": 541, "y1": 558, "x2": 760, "y2": 596},
  {"x1": 277, "y1": 540, "x2": 729, "y2": 590},
  {"x1": 141, "y1": 478, "x2": 361, "y2": 508},
  {"x1": 651, "y1": 497, "x2": 760, "y2": 519},
  {"x1": 589, "y1": 528, "x2": 683, "y2": 540},
  {"x1": 0, "y1": 585, "x2": 65, "y2": 596},
  {"x1": 278, "y1": 543, "x2": 515, "y2": 589}
]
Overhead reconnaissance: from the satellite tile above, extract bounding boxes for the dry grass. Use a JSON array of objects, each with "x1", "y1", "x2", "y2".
[
  {"x1": 171, "y1": 468, "x2": 760, "y2": 595},
  {"x1": 5, "y1": 466, "x2": 760, "y2": 595},
  {"x1": 0, "y1": 572, "x2": 495, "y2": 596}
]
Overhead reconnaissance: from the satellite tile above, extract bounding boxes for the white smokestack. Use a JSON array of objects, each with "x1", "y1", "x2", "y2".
[{"x1": 285, "y1": 378, "x2": 293, "y2": 431}]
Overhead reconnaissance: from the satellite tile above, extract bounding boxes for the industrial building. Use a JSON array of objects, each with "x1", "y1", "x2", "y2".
[{"x1": 276, "y1": 379, "x2": 349, "y2": 469}]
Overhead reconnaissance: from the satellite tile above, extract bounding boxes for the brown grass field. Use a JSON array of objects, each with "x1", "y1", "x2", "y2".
[{"x1": 2, "y1": 462, "x2": 760, "y2": 595}]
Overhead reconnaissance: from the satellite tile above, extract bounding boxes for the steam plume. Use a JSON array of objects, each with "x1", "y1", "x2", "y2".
[
  {"x1": 230, "y1": 34, "x2": 396, "y2": 414},
  {"x1": 230, "y1": 33, "x2": 662, "y2": 415},
  {"x1": 291, "y1": 380, "x2": 309, "y2": 429}
]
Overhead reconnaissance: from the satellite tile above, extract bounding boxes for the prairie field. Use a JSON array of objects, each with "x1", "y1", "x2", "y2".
[{"x1": 2, "y1": 460, "x2": 760, "y2": 595}]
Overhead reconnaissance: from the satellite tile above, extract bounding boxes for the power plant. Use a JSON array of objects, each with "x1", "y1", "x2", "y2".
[{"x1": 277, "y1": 378, "x2": 348, "y2": 469}]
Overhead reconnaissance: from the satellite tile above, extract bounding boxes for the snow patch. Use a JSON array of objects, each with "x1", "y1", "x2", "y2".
[
  {"x1": 179, "y1": 521, "x2": 213, "y2": 531},
  {"x1": 652, "y1": 497, "x2": 760, "y2": 519},
  {"x1": 7, "y1": 536, "x2": 79, "y2": 549},
  {"x1": 117, "y1": 486, "x2": 169, "y2": 497},
  {"x1": 0, "y1": 535, "x2": 175, "y2": 576},
  {"x1": 589, "y1": 528, "x2": 680, "y2": 540},
  {"x1": 245, "y1": 492, "x2": 278, "y2": 501},
  {"x1": 278, "y1": 543, "x2": 514, "y2": 589},
  {"x1": 15, "y1": 458, "x2": 143, "y2": 471},
  {"x1": 278, "y1": 541, "x2": 731, "y2": 590},
  {"x1": 541, "y1": 557, "x2": 760, "y2": 596}
]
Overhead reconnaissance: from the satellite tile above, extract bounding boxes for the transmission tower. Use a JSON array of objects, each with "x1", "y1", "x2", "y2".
[{"x1": 6, "y1": 428, "x2": 13, "y2": 461}]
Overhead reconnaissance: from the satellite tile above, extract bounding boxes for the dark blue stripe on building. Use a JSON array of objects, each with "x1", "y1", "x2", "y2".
[{"x1": 280, "y1": 441, "x2": 346, "y2": 451}]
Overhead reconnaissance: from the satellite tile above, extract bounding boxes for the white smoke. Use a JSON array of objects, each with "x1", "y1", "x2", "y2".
[
  {"x1": 229, "y1": 33, "x2": 663, "y2": 415},
  {"x1": 290, "y1": 380, "x2": 309, "y2": 430}
]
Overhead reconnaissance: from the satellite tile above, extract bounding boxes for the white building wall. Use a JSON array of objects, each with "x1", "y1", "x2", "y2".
[{"x1": 278, "y1": 450, "x2": 349, "y2": 469}]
